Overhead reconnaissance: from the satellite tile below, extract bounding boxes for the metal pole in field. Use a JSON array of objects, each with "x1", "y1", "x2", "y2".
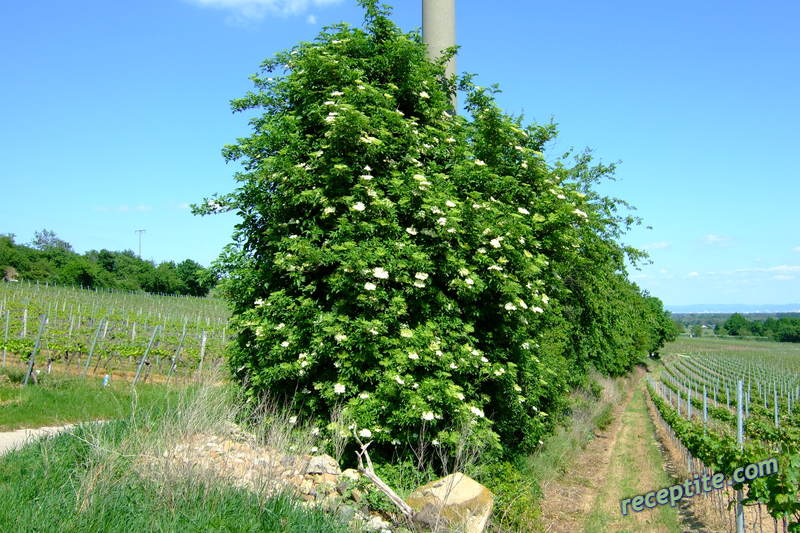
[
  {"x1": 23, "y1": 314, "x2": 48, "y2": 386},
  {"x1": 82, "y1": 319, "x2": 105, "y2": 378},
  {"x1": 422, "y1": 0, "x2": 456, "y2": 109},
  {"x1": 132, "y1": 325, "x2": 159, "y2": 386},
  {"x1": 2, "y1": 309, "x2": 9, "y2": 367},
  {"x1": 774, "y1": 389, "x2": 779, "y2": 428},
  {"x1": 167, "y1": 327, "x2": 187, "y2": 385},
  {"x1": 703, "y1": 385, "x2": 708, "y2": 431},
  {"x1": 735, "y1": 380, "x2": 744, "y2": 533},
  {"x1": 196, "y1": 330, "x2": 207, "y2": 381}
]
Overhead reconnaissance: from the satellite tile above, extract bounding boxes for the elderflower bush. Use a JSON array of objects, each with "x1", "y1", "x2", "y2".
[{"x1": 204, "y1": 1, "x2": 663, "y2": 459}]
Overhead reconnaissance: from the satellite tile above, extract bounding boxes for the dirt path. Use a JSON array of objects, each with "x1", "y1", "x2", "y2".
[
  {"x1": 0, "y1": 424, "x2": 76, "y2": 456},
  {"x1": 584, "y1": 382, "x2": 680, "y2": 532},
  {"x1": 538, "y1": 370, "x2": 681, "y2": 533}
]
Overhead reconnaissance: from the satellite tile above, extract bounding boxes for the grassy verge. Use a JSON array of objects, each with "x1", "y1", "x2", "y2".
[
  {"x1": 0, "y1": 422, "x2": 354, "y2": 532},
  {"x1": 0, "y1": 376, "x2": 358, "y2": 532},
  {"x1": 526, "y1": 373, "x2": 623, "y2": 486},
  {"x1": 0, "y1": 367, "x2": 182, "y2": 431}
]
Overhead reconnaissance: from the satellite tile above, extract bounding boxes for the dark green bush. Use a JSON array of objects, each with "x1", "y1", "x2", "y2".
[{"x1": 203, "y1": 0, "x2": 674, "y2": 464}]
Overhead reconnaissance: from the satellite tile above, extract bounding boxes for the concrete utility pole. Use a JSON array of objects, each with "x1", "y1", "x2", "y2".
[
  {"x1": 422, "y1": 0, "x2": 456, "y2": 108},
  {"x1": 135, "y1": 229, "x2": 146, "y2": 258}
]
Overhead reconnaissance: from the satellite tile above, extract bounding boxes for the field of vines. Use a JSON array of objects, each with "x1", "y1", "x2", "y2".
[
  {"x1": 649, "y1": 338, "x2": 800, "y2": 532},
  {"x1": 0, "y1": 281, "x2": 230, "y2": 383}
]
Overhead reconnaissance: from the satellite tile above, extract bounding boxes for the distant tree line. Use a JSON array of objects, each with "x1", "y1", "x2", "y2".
[
  {"x1": 0, "y1": 230, "x2": 217, "y2": 297},
  {"x1": 720, "y1": 313, "x2": 800, "y2": 343}
]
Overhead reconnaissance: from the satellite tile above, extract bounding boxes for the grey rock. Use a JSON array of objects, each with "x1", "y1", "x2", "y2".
[
  {"x1": 304, "y1": 454, "x2": 341, "y2": 475},
  {"x1": 364, "y1": 515, "x2": 392, "y2": 531}
]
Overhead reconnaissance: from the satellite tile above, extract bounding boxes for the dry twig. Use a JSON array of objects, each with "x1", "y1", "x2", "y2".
[{"x1": 353, "y1": 434, "x2": 415, "y2": 519}]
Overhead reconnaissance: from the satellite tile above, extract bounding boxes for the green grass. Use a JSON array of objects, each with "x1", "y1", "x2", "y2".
[
  {"x1": 0, "y1": 421, "x2": 355, "y2": 532},
  {"x1": 0, "y1": 368, "x2": 183, "y2": 431},
  {"x1": 592, "y1": 404, "x2": 614, "y2": 431},
  {"x1": 0, "y1": 374, "x2": 360, "y2": 532},
  {"x1": 663, "y1": 336, "x2": 800, "y2": 367}
]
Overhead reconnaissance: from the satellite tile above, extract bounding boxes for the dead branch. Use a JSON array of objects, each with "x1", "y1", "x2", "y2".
[{"x1": 353, "y1": 433, "x2": 415, "y2": 519}]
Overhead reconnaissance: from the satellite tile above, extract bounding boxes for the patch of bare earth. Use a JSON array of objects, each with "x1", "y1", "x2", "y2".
[{"x1": 537, "y1": 370, "x2": 639, "y2": 532}]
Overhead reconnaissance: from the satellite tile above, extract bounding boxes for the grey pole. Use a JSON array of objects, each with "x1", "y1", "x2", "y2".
[
  {"x1": 135, "y1": 229, "x2": 146, "y2": 258},
  {"x1": 132, "y1": 325, "x2": 159, "y2": 386},
  {"x1": 735, "y1": 380, "x2": 744, "y2": 533},
  {"x1": 2, "y1": 310, "x2": 9, "y2": 367},
  {"x1": 422, "y1": 0, "x2": 456, "y2": 108}
]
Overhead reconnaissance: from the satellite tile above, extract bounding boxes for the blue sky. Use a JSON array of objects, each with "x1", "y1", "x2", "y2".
[{"x1": 1, "y1": 0, "x2": 798, "y2": 307}]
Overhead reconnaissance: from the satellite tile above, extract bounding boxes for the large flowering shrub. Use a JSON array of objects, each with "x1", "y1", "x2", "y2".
[{"x1": 200, "y1": 1, "x2": 674, "y2": 460}]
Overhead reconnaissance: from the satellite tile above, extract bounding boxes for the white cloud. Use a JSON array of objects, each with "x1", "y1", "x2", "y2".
[
  {"x1": 793, "y1": 246, "x2": 800, "y2": 252},
  {"x1": 135, "y1": 205, "x2": 152, "y2": 212},
  {"x1": 306, "y1": 13, "x2": 317, "y2": 24},
  {"x1": 643, "y1": 241, "x2": 671, "y2": 250},
  {"x1": 771, "y1": 265, "x2": 800, "y2": 272},
  {"x1": 773, "y1": 275, "x2": 795, "y2": 281},
  {"x1": 186, "y1": 0, "x2": 343, "y2": 20},
  {"x1": 702, "y1": 234, "x2": 731, "y2": 246},
  {"x1": 735, "y1": 265, "x2": 800, "y2": 274},
  {"x1": 687, "y1": 271, "x2": 699, "y2": 278}
]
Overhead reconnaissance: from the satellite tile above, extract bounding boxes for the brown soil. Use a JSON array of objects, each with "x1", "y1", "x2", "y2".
[{"x1": 1, "y1": 357, "x2": 214, "y2": 385}]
